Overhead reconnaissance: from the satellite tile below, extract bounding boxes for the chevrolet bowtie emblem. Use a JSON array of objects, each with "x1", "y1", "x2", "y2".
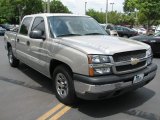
[{"x1": 131, "y1": 58, "x2": 140, "y2": 65}]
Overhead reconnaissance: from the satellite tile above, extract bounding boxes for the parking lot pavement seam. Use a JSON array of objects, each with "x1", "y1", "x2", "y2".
[
  {"x1": 37, "y1": 103, "x2": 64, "y2": 120},
  {"x1": 123, "y1": 109, "x2": 160, "y2": 120}
]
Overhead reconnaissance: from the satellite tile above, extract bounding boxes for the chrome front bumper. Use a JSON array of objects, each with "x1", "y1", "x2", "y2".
[
  {"x1": 74, "y1": 80, "x2": 132, "y2": 94},
  {"x1": 74, "y1": 63, "x2": 157, "y2": 100}
]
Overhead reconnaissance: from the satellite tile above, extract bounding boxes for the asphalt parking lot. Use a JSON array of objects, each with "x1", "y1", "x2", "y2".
[{"x1": 0, "y1": 36, "x2": 160, "y2": 120}]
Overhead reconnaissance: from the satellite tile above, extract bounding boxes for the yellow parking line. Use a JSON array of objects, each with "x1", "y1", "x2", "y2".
[
  {"x1": 49, "y1": 106, "x2": 71, "y2": 120},
  {"x1": 37, "y1": 103, "x2": 64, "y2": 120}
]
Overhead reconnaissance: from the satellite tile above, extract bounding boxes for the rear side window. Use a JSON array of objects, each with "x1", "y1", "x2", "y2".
[
  {"x1": 31, "y1": 17, "x2": 45, "y2": 36},
  {"x1": 123, "y1": 28, "x2": 129, "y2": 32},
  {"x1": 19, "y1": 17, "x2": 32, "y2": 35},
  {"x1": 116, "y1": 27, "x2": 123, "y2": 31}
]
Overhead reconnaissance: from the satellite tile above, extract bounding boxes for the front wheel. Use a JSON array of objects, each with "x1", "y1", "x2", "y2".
[
  {"x1": 8, "y1": 47, "x2": 19, "y2": 67},
  {"x1": 53, "y1": 65, "x2": 77, "y2": 105}
]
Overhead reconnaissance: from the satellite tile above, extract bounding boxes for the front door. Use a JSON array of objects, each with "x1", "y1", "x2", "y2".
[{"x1": 28, "y1": 17, "x2": 48, "y2": 74}]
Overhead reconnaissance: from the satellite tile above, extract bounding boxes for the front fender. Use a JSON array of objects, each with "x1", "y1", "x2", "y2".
[{"x1": 54, "y1": 44, "x2": 89, "y2": 75}]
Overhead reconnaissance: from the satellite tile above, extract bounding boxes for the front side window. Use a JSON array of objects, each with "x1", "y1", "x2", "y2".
[
  {"x1": 31, "y1": 17, "x2": 45, "y2": 36},
  {"x1": 19, "y1": 17, "x2": 32, "y2": 35},
  {"x1": 48, "y1": 16, "x2": 107, "y2": 37}
]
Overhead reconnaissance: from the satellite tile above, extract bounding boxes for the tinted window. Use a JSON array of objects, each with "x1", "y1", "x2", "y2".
[
  {"x1": 19, "y1": 17, "x2": 32, "y2": 35},
  {"x1": 31, "y1": 17, "x2": 45, "y2": 36},
  {"x1": 123, "y1": 28, "x2": 129, "y2": 32},
  {"x1": 116, "y1": 27, "x2": 123, "y2": 31}
]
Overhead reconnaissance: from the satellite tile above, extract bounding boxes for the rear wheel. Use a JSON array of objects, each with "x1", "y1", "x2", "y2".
[
  {"x1": 8, "y1": 47, "x2": 19, "y2": 67},
  {"x1": 53, "y1": 65, "x2": 77, "y2": 105}
]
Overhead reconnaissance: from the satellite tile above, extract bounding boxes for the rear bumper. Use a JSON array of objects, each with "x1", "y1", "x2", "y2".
[{"x1": 73, "y1": 63, "x2": 157, "y2": 100}]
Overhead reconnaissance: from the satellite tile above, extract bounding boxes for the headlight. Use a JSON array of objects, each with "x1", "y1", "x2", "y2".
[
  {"x1": 88, "y1": 55, "x2": 112, "y2": 76},
  {"x1": 94, "y1": 67, "x2": 111, "y2": 75},
  {"x1": 146, "y1": 48, "x2": 152, "y2": 57},
  {"x1": 100, "y1": 55, "x2": 110, "y2": 63},
  {"x1": 147, "y1": 57, "x2": 152, "y2": 65},
  {"x1": 89, "y1": 55, "x2": 101, "y2": 64},
  {"x1": 146, "y1": 48, "x2": 153, "y2": 65},
  {"x1": 88, "y1": 55, "x2": 110, "y2": 64}
]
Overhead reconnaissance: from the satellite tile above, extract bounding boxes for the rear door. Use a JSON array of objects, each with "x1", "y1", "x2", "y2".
[{"x1": 16, "y1": 17, "x2": 33, "y2": 65}]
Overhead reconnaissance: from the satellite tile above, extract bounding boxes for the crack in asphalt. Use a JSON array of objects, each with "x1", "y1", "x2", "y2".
[
  {"x1": 0, "y1": 76, "x2": 53, "y2": 94},
  {"x1": 124, "y1": 109, "x2": 160, "y2": 120}
]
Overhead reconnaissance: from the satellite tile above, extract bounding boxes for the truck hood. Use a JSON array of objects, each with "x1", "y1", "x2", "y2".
[{"x1": 59, "y1": 35, "x2": 150, "y2": 55}]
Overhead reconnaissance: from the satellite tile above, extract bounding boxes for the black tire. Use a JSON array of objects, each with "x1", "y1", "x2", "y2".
[
  {"x1": 53, "y1": 65, "x2": 77, "y2": 105},
  {"x1": 8, "y1": 47, "x2": 20, "y2": 67}
]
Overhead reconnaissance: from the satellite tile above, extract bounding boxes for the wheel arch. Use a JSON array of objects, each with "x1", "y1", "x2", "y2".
[
  {"x1": 49, "y1": 59, "x2": 73, "y2": 78},
  {"x1": 7, "y1": 42, "x2": 12, "y2": 50}
]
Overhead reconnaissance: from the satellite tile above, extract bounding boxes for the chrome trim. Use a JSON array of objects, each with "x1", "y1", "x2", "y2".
[
  {"x1": 109, "y1": 55, "x2": 148, "y2": 75},
  {"x1": 113, "y1": 64, "x2": 147, "y2": 75},
  {"x1": 114, "y1": 57, "x2": 147, "y2": 66},
  {"x1": 74, "y1": 80, "x2": 132, "y2": 94},
  {"x1": 89, "y1": 54, "x2": 150, "y2": 75},
  {"x1": 89, "y1": 63, "x2": 113, "y2": 68}
]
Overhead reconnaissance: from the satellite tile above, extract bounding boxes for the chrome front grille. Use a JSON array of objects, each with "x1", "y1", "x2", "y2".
[
  {"x1": 116, "y1": 61, "x2": 146, "y2": 72},
  {"x1": 111, "y1": 50, "x2": 147, "y2": 74},
  {"x1": 113, "y1": 50, "x2": 146, "y2": 62}
]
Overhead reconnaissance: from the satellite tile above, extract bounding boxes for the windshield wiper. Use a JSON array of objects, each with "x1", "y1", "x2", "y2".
[
  {"x1": 85, "y1": 33, "x2": 105, "y2": 35},
  {"x1": 57, "y1": 33, "x2": 82, "y2": 37}
]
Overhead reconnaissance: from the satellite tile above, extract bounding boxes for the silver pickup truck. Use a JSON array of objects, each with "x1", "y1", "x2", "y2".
[{"x1": 4, "y1": 13, "x2": 157, "y2": 105}]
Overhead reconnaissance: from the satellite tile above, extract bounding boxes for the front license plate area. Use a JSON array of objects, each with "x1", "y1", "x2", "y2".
[{"x1": 133, "y1": 74, "x2": 144, "y2": 84}]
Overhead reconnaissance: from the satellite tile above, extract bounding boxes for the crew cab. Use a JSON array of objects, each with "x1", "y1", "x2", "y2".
[{"x1": 4, "y1": 13, "x2": 157, "y2": 105}]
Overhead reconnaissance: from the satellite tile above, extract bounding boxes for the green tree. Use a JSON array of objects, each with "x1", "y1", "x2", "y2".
[
  {"x1": 16, "y1": 0, "x2": 43, "y2": 23},
  {"x1": 50, "y1": 0, "x2": 70, "y2": 13},
  {"x1": 21, "y1": 0, "x2": 43, "y2": 15},
  {"x1": 86, "y1": 9, "x2": 135, "y2": 26},
  {"x1": 124, "y1": 0, "x2": 160, "y2": 29},
  {"x1": 0, "y1": 0, "x2": 15, "y2": 23},
  {"x1": 86, "y1": 9, "x2": 105, "y2": 23},
  {"x1": 0, "y1": 0, "x2": 43, "y2": 24}
]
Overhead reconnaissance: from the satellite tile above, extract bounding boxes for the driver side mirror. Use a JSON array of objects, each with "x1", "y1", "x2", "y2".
[{"x1": 29, "y1": 30, "x2": 45, "y2": 40}]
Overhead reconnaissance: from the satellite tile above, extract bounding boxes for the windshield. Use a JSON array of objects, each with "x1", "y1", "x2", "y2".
[
  {"x1": 48, "y1": 16, "x2": 107, "y2": 37},
  {"x1": 100, "y1": 24, "x2": 106, "y2": 30}
]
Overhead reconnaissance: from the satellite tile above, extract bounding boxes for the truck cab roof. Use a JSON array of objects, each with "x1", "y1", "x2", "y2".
[{"x1": 24, "y1": 13, "x2": 87, "y2": 18}]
